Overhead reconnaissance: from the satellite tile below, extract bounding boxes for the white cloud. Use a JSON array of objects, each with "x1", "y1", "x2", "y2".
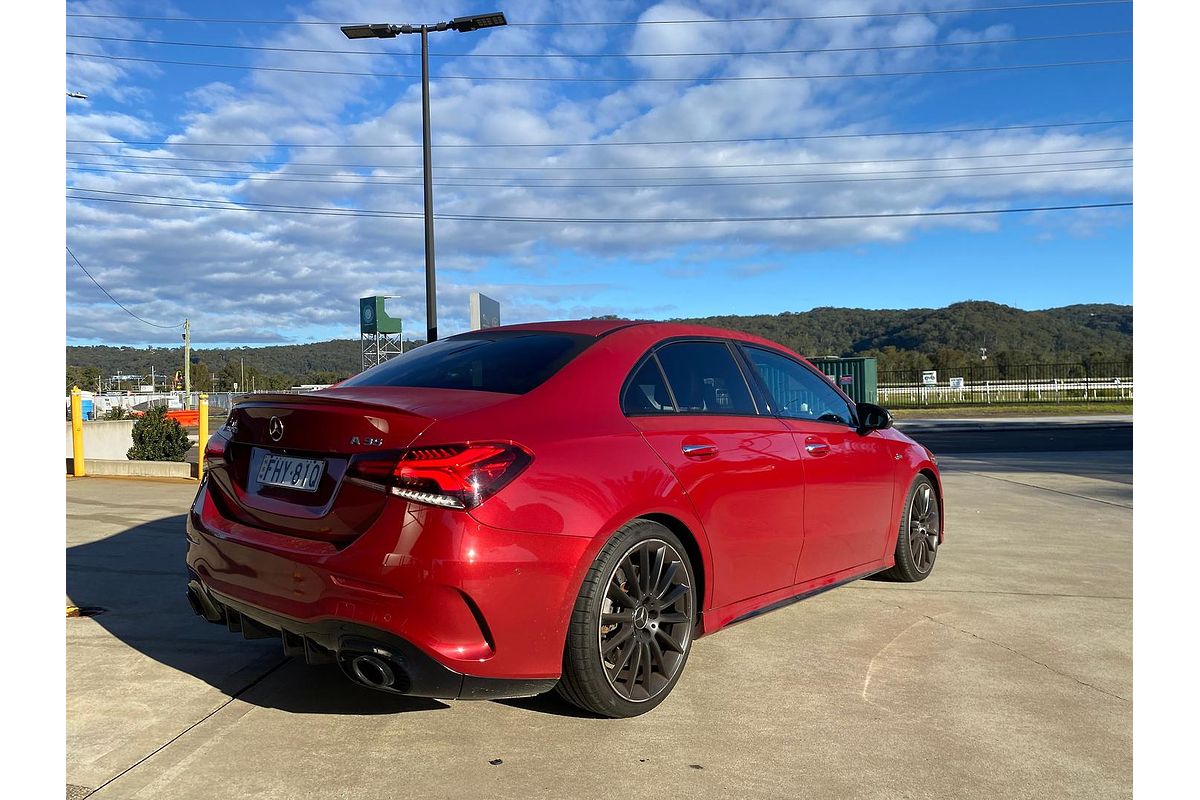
[{"x1": 65, "y1": 0, "x2": 1131, "y2": 345}]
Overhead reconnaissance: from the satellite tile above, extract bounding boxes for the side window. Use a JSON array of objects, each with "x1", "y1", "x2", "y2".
[
  {"x1": 622, "y1": 358, "x2": 675, "y2": 414},
  {"x1": 743, "y1": 347, "x2": 854, "y2": 425},
  {"x1": 655, "y1": 341, "x2": 757, "y2": 415}
]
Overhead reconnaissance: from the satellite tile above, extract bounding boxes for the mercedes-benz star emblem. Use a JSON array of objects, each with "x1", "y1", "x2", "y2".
[{"x1": 268, "y1": 416, "x2": 284, "y2": 442}]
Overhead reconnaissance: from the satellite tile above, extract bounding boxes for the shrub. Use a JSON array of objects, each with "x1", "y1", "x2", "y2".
[
  {"x1": 103, "y1": 406, "x2": 133, "y2": 421},
  {"x1": 127, "y1": 405, "x2": 190, "y2": 461}
]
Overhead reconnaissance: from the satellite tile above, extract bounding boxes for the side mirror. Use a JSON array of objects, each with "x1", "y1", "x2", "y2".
[{"x1": 856, "y1": 402, "x2": 893, "y2": 432}]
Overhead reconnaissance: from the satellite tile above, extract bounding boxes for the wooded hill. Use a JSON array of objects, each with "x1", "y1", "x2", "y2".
[{"x1": 66, "y1": 301, "x2": 1132, "y2": 392}]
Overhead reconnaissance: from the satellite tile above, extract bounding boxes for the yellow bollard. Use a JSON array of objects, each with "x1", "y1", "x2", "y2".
[
  {"x1": 198, "y1": 393, "x2": 209, "y2": 481},
  {"x1": 70, "y1": 386, "x2": 86, "y2": 477}
]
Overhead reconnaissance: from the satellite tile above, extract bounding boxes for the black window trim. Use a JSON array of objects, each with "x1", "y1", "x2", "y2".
[
  {"x1": 620, "y1": 336, "x2": 764, "y2": 418},
  {"x1": 734, "y1": 342, "x2": 861, "y2": 429},
  {"x1": 621, "y1": 352, "x2": 679, "y2": 416}
]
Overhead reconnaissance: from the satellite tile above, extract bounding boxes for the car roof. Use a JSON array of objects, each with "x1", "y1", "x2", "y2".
[
  {"x1": 462, "y1": 319, "x2": 643, "y2": 337},
  {"x1": 460, "y1": 319, "x2": 801, "y2": 354}
]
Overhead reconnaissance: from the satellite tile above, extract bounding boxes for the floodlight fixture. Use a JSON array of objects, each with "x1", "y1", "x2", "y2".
[
  {"x1": 340, "y1": 23, "x2": 399, "y2": 39},
  {"x1": 449, "y1": 12, "x2": 508, "y2": 32}
]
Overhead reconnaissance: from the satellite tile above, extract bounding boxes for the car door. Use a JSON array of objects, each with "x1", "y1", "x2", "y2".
[
  {"x1": 738, "y1": 345, "x2": 899, "y2": 583},
  {"x1": 624, "y1": 340, "x2": 807, "y2": 610}
]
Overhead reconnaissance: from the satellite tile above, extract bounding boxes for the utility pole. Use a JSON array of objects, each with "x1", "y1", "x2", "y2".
[
  {"x1": 240, "y1": 358, "x2": 245, "y2": 393},
  {"x1": 183, "y1": 319, "x2": 191, "y2": 399}
]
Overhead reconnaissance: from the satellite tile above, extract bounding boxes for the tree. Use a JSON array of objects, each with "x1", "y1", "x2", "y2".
[
  {"x1": 66, "y1": 365, "x2": 102, "y2": 393},
  {"x1": 929, "y1": 348, "x2": 973, "y2": 374},
  {"x1": 218, "y1": 360, "x2": 243, "y2": 391},
  {"x1": 189, "y1": 362, "x2": 213, "y2": 391},
  {"x1": 127, "y1": 405, "x2": 190, "y2": 461}
]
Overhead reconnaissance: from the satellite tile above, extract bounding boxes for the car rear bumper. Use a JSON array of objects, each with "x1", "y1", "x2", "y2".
[
  {"x1": 186, "y1": 576, "x2": 558, "y2": 699},
  {"x1": 185, "y1": 479, "x2": 594, "y2": 691}
]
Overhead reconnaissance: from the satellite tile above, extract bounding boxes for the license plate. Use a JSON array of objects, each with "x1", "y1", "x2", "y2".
[{"x1": 256, "y1": 452, "x2": 324, "y2": 492}]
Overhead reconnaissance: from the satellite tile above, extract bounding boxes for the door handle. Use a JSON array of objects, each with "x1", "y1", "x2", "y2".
[
  {"x1": 804, "y1": 438, "x2": 831, "y2": 457},
  {"x1": 682, "y1": 443, "x2": 719, "y2": 458}
]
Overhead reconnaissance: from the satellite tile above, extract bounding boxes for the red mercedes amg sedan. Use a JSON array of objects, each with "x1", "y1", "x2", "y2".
[{"x1": 186, "y1": 320, "x2": 943, "y2": 717}]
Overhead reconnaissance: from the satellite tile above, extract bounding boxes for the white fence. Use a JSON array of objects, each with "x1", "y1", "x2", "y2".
[{"x1": 878, "y1": 376, "x2": 1133, "y2": 406}]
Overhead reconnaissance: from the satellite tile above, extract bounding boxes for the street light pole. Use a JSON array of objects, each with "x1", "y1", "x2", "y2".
[
  {"x1": 420, "y1": 24, "x2": 438, "y2": 343},
  {"x1": 342, "y1": 12, "x2": 507, "y2": 343}
]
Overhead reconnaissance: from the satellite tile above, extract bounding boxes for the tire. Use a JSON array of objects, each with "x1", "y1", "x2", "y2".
[
  {"x1": 882, "y1": 474, "x2": 941, "y2": 582},
  {"x1": 556, "y1": 519, "x2": 697, "y2": 718}
]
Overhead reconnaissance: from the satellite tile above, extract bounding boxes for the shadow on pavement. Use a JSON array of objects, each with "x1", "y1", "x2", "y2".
[
  {"x1": 67, "y1": 514, "x2": 448, "y2": 715},
  {"x1": 493, "y1": 691, "x2": 598, "y2": 719},
  {"x1": 901, "y1": 422, "x2": 1132, "y2": 454},
  {"x1": 937, "y1": 451, "x2": 1132, "y2": 484}
]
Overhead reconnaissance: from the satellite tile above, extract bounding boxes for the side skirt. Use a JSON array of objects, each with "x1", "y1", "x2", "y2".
[{"x1": 723, "y1": 565, "x2": 885, "y2": 628}]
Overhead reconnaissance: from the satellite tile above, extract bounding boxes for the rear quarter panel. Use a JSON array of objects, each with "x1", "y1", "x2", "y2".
[{"x1": 416, "y1": 328, "x2": 718, "y2": 614}]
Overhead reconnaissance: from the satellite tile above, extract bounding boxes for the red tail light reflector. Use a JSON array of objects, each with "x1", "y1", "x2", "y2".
[
  {"x1": 203, "y1": 431, "x2": 230, "y2": 470},
  {"x1": 347, "y1": 443, "x2": 531, "y2": 510}
]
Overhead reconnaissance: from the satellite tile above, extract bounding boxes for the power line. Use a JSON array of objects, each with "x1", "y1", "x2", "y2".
[
  {"x1": 63, "y1": 145, "x2": 1133, "y2": 173},
  {"x1": 64, "y1": 30, "x2": 1132, "y2": 59},
  {"x1": 65, "y1": 161, "x2": 1132, "y2": 189},
  {"x1": 67, "y1": 50, "x2": 1132, "y2": 82},
  {"x1": 65, "y1": 188, "x2": 1132, "y2": 224},
  {"x1": 65, "y1": 245, "x2": 183, "y2": 329},
  {"x1": 510, "y1": 2, "x2": 1136, "y2": 27},
  {"x1": 64, "y1": 2, "x2": 1134, "y2": 28},
  {"x1": 65, "y1": 118, "x2": 1133, "y2": 149}
]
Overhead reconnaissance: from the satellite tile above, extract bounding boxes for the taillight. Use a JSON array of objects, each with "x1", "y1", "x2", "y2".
[
  {"x1": 346, "y1": 443, "x2": 532, "y2": 510},
  {"x1": 203, "y1": 431, "x2": 230, "y2": 470}
]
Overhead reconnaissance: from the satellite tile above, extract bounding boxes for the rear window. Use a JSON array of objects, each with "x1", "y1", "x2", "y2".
[{"x1": 341, "y1": 332, "x2": 592, "y2": 394}]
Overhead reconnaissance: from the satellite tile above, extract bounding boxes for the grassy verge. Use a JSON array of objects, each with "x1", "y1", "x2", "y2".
[{"x1": 890, "y1": 401, "x2": 1131, "y2": 419}]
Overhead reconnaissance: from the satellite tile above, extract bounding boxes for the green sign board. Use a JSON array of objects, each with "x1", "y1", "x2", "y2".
[{"x1": 360, "y1": 296, "x2": 403, "y2": 335}]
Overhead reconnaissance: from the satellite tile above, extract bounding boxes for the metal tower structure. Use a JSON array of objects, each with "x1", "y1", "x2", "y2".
[{"x1": 360, "y1": 296, "x2": 404, "y2": 372}]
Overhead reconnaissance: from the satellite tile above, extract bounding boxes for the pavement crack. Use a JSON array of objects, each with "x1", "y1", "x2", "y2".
[
  {"x1": 87, "y1": 657, "x2": 289, "y2": 797},
  {"x1": 869, "y1": 597, "x2": 1130, "y2": 703}
]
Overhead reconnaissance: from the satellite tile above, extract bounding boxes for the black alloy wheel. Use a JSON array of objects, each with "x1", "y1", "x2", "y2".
[
  {"x1": 557, "y1": 520, "x2": 697, "y2": 717},
  {"x1": 883, "y1": 474, "x2": 941, "y2": 582},
  {"x1": 908, "y1": 480, "x2": 940, "y2": 574},
  {"x1": 598, "y1": 538, "x2": 693, "y2": 703}
]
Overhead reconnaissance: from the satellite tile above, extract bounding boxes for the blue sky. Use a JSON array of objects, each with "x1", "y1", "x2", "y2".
[{"x1": 65, "y1": 1, "x2": 1132, "y2": 345}]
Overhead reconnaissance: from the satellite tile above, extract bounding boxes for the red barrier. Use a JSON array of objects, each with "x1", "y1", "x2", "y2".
[{"x1": 166, "y1": 409, "x2": 200, "y2": 427}]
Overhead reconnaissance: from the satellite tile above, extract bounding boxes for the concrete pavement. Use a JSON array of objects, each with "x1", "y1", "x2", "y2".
[{"x1": 66, "y1": 450, "x2": 1131, "y2": 799}]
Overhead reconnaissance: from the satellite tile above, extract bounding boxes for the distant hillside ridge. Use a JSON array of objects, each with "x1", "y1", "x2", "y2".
[
  {"x1": 66, "y1": 301, "x2": 1132, "y2": 391},
  {"x1": 681, "y1": 301, "x2": 1132, "y2": 370}
]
